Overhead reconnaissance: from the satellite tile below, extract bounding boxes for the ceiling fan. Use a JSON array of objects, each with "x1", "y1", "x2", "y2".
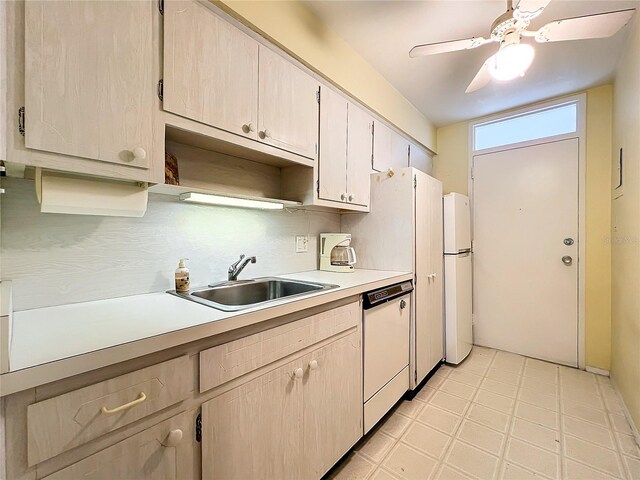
[{"x1": 409, "y1": 0, "x2": 636, "y2": 93}]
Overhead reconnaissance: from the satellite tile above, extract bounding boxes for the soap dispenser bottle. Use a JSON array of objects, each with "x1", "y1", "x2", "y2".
[{"x1": 175, "y1": 258, "x2": 190, "y2": 292}]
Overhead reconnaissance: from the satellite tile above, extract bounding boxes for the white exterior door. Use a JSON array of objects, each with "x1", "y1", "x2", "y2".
[{"x1": 473, "y1": 138, "x2": 579, "y2": 366}]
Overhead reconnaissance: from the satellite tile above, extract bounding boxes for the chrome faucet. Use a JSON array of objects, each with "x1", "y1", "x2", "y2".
[{"x1": 228, "y1": 254, "x2": 256, "y2": 281}]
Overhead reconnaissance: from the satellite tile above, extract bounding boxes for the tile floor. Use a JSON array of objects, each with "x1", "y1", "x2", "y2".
[{"x1": 330, "y1": 346, "x2": 640, "y2": 480}]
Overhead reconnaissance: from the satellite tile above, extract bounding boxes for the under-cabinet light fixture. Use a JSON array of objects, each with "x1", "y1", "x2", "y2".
[{"x1": 178, "y1": 192, "x2": 284, "y2": 210}]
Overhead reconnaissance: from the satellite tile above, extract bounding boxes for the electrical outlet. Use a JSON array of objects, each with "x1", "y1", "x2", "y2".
[{"x1": 295, "y1": 235, "x2": 309, "y2": 253}]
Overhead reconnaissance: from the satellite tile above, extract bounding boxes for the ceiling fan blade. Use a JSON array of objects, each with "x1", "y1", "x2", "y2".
[
  {"x1": 466, "y1": 61, "x2": 492, "y2": 94},
  {"x1": 535, "y1": 8, "x2": 636, "y2": 43},
  {"x1": 514, "y1": 0, "x2": 551, "y2": 21},
  {"x1": 409, "y1": 37, "x2": 491, "y2": 57}
]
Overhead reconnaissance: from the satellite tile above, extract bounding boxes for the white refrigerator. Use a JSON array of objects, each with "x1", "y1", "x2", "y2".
[
  {"x1": 443, "y1": 193, "x2": 473, "y2": 364},
  {"x1": 342, "y1": 168, "x2": 444, "y2": 389}
]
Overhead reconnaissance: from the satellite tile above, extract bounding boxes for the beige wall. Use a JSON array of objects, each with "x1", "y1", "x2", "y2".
[
  {"x1": 215, "y1": 0, "x2": 436, "y2": 152},
  {"x1": 611, "y1": 15, "x2": 640, "y2": 430},
  {"x1": 433, "y1": 86, "x2": 613, "y2": 372}
]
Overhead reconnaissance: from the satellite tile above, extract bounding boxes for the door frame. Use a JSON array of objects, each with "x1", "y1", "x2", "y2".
[{"x1": 467, "y1": 93, "x2": 587, "y2": 369}]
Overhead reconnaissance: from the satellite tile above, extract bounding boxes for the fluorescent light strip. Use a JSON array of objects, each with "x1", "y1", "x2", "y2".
[{"x1": 179, "y1": 192, "x2": 284, "y2": 210}]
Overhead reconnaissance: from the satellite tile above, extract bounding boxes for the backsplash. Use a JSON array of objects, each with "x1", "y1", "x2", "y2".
[{"x1": 1, "y1": 178, "x2": 340, "y2": 311}]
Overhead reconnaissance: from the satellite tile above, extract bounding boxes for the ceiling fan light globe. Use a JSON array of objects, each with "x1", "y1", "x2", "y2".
[{"x1": 487, "y1": 42, "x2": 535, "y2": 81}]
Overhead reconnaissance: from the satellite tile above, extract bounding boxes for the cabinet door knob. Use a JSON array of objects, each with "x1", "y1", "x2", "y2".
[
  {"x1": 293, "y1": 367, "x2": 304, "y2": 379},
  {"x1": 309, "y1": 360, "x2": 319, "y2": 371},
  {"x1": 162, "y1": 429, "x2": 183, "y2": 447},
  {"x1": 259, "y1": 129, "x2": 271, "y2": 139},
  {"x1": 348, "y1": 194, "x2": 354, "y2": 202},
  {"x1": 341, "y1": 193, "x2": 347, "y2": 201},
  {"x1": 132, "y1": 147, "x2": 146, "y2": 162},
  {"x1": 242, "y1": 123, "x2": 255, "y2": 133}
]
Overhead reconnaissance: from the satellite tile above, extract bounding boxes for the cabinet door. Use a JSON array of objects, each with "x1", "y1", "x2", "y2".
[
  {"x1": 391, "y1": 133, "x2": 410, "y2": 170},
  {"x1": 346, "y1": 103, "x2": 373, "y2": 207},
  {"x1": 372, "y1": 120, "x2": 392, "y2": 172},
  {"x1": 409, "y1": 143, "x2": 433, "y2": 174},
  {"x1": 414, "y1": 172, "x2": 432, "y2": 383},
  {"x1": 43, "y1": 412, "x2": 197, "y2": 480},
  {"x1": 163, "y1": 0, "x2": 259, "y2": 139},
  {"x1": 202, "y1": 359, "x2": 303, "y2": 480},
  {"x1": 303, "y1": 332, "x2": 362, "y2": 478},
  {"x1": 318, "y1": 87, "x2": 347, "y2": 203},
  {"x1": 428, "y1": 176, "x2": 444, "y2": 369},
  {"x1": 24, "y1": 1, "x2": 153, "y2": 168},
  {"x1": 258, "y1": 46, "x2": 319, "y2": 160}
]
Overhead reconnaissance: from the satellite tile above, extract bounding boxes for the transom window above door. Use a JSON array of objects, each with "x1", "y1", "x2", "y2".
[{"x1": 473, "y1": 102, "x2": 578, "y2": 152}]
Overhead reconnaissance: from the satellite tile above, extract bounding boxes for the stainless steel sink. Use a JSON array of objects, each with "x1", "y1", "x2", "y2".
[{"x1": 168, "y1": 277, "x2": 339, "y2": 312}]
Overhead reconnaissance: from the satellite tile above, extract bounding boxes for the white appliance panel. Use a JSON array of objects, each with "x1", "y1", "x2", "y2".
[
  {"x1": 363, "y1": 295, "x2": 411, "y2": 401},
  {"x1": 444, "y1": 193, "x2": 471, "y2": 254},
  {"x1": 444, "y1": 254, "x2": 473, "y2": 364}
]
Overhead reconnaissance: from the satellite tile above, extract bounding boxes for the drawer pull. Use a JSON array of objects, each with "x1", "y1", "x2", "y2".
[{"x1": 101, "y1": 392, "x2": 147, "y2": 415}]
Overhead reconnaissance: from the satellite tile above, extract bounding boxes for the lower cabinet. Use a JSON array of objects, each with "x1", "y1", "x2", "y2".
[
  {"x1": 43, "y1": 411, "x2": 198, "y2": 480},
  {"x1": 202, "y1": 331, "x2": 362, "y2": 480}
]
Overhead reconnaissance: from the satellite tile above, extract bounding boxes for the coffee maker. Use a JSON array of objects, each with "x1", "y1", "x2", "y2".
[{"x1": 319, "y1": 233, "x2": 357, "y2": 273}]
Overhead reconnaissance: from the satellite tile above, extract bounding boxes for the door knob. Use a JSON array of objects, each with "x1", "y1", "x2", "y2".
[
  {"x1": 562, "y1": 255, "x2": 573, "y2": 266},
  {"x1": 309, "y1": 360, "x2": 318, "y2": 371},
  {"x1": 348, "y1": 194, "x2": 354, "y2": 202},
  {"x1": 400, "y1": 299, "x2": 407, "y2": 309},
  {"x1": 259, "y1": 129, "x2": 271, "y2": 139},
  {"x1": 242, "y1": 123, "x2": 255, "y2": 133},
  {"x1": 162, "y1": 429, "x2": 183, "y2": 447},
  {"x1": 564, "y1": 238, "x2": 574, "y2": 246},
  {"x1": 131, "y1": 147, "x2": 146, "y2": 162},
  {"x1": 341, "y1": 193, "x2": 347, "y2": 201},
  {"x1": 293, "y1": 367, "x2": 304, "y2": 379}
]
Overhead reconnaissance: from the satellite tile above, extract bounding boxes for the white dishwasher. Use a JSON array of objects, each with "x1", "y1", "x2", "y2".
[{"x1": 362, "y1": 281, "x2": 413, "y2": 433}]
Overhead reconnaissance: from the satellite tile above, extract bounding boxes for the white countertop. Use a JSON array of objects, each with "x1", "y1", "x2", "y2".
[{"x1": 3, "y1": 269, "x2": 411, "y2": 396}]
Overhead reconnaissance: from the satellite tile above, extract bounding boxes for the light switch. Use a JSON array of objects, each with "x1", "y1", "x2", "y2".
[{"x1": 295, "y1": 235, "x2": 309, "y2": 253}]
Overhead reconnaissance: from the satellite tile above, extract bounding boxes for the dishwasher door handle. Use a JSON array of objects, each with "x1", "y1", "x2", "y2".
[{"x1": 400, "y1": 299, "x2": 407, "y2": 309}]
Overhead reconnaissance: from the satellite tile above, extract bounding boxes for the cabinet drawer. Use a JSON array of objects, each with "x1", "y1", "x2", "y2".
[
  {"x1": 27, "y1": 355, "x2": 193, "y2": 466},
  {"x1": 43, "y1": 411, "x2": 197, "y2": 480},
  {"x1": 199, "y1": 301, "x2": 360, "y2": 393}
]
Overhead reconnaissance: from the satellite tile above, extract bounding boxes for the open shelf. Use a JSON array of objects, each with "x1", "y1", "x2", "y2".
[{"x1": 151, "y1": 140, "x2": 304, "y2": 208}]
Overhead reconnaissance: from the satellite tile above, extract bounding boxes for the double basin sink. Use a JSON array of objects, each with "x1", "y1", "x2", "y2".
[{"x1": 169, "y1": 277, "x2": 339, "y2": 312}]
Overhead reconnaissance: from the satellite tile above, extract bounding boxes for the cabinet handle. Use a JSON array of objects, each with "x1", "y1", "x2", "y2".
[
  {"x1": 341, "y1": 193, "x2": 347, "y2": 201},
  {"x1": 101, "y1": 392, "x2": 146, "y2": 415},
  {"x1": 259, "y1": 129, "x2": 271, "y2": 139},
  {"x1": 348, "y1": 194, "x2": 354, "y2": 202},
  {"x1": 132, "y1": 147, "x2": 147, "y2": 162},
  {"x1": 242, "y1": 123, "x2": 255, "y2": 134},
  {"x1": 309, "y1": 359, "x2": 319, "y2": 371},
  {"x1": 162, "y1": 429, "x2": 183, "y2": 447},
  {"x1": 293, "y1": 367, "x2": 304, "y2": 379}
]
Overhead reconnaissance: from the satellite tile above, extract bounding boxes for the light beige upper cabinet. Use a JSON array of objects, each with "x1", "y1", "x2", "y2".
[
  {"x1": 318, "y1": 87, "x2": 348, "y2": 203},
  {"x1": 392, "y1": 133, "x2": 411, "y2": 170},
  {"x1": 258, "y1": 46, "x2": 319, "y2": 160},
  {"x1": 347, "y1": 103, "x2": 374, "y2": 207},
  {"x1": 202, "y1": 331, "x2": 361, "y2": 480},
  {"x1": 373, "y1": 121, "x2": 409, "y2": 172},
  {"x1": 163, "y1": 0, "x2": 259, "y2": 139},
  {"x1": 24, "y1": 1, "x2": 153, "y2": 169},
  {"x1": 409, "y1": 142, "x2": 433, "y2": 174},
  {"x1": 317, "y1": 89, "x2": 372, "y2": 208},
  {"x1": 43, "y1": 411, "x2": 197, "y2": 480}
]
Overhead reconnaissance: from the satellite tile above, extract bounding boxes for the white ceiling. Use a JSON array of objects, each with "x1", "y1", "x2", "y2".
[{"x1": 304, "y1": 0, "x2": 639, "y2": 126}]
